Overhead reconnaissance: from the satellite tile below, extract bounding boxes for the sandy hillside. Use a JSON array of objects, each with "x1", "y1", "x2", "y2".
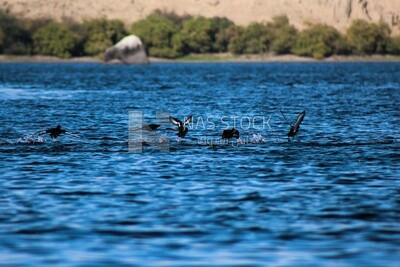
[{"x1": 1, "y1": 0, "x2": 399, "y2": 34}]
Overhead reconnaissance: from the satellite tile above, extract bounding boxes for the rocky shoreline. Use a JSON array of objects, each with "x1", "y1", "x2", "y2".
[{"x1": 1, "y1": 54, "x2": 400, "y2": 64}]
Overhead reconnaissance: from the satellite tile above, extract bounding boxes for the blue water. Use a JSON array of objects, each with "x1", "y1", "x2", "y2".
[{"x1": 0, "y1": 62, "x2": 399, "y2": 266}]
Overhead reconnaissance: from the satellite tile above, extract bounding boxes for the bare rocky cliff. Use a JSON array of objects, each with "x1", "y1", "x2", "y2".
[{"x1": 1, "y1": 0, "x2": 399, "y2": 34}]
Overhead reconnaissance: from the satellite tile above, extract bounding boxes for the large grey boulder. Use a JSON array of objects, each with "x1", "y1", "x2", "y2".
[{"x1": 104, "y1": 35, "x2": 148, "y2": 64}]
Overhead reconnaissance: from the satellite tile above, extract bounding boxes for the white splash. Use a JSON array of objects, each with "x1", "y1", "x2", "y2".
[
  {"x1": 16, "y1": 134, "x2": 45, "y2": 144},
  {"x1": 250, "y1": 134, "x2": 265, "y2": 143},
  {"x1": 236, "y1": 138, "x2": 247, "y2": 145}
]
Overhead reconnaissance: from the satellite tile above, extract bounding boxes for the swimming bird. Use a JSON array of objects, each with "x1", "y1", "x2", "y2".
[
  {"x1": 142, "y1": 124, "x2": 161, "y2": 131},
  {"x1": 130, "y1": 124, "x2": 161, "y2": 132},
  {"x1": 169, "y1": 115, "x2": 192, "y2": 138},
  {"x1": 221, "y1": 128, "x2": 240, "y2": 139},
  {"x1": 280, "y1": 110, "x2": 306, "y2": 142},
  {"x1": 38, "y1": 125, "x2": 80, "y2": 139}
]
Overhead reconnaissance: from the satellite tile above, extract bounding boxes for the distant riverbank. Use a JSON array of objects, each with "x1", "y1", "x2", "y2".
[{"x1": 1, "y1": 54, "x2": 400, "y2": 64}]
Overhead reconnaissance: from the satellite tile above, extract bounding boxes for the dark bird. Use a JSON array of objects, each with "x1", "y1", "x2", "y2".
[
  {"x1": 130, "y1": 124, "x2": 161, "y2": 132},
  {"x1": 38, "y1": 125, "x2": 80, "y2": 139},
  {"x1": 169, "y1": 115, "x2": 192, "y2": 138},
  {"x1": 142, "y1": 124, "x2": 161, "y2": 131},
  {"x1": 221, "y1": 128, "x2": 240, "y2": 139},
  {"x1": 281, "y1": 110, "x2": 306, "y2": 142}
]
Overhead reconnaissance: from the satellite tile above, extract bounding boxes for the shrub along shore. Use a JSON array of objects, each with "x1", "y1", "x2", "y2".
[
  {"x1": 2, "y1": 54, "x2": 400, "y2": 63},
  {"x1": 1, "y1": 9, "x2": 400, "y2": 61}
]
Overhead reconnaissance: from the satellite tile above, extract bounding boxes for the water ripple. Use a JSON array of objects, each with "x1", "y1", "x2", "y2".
[{"x1": 0, "y1": 62, "x2": 399, "y2": 266}]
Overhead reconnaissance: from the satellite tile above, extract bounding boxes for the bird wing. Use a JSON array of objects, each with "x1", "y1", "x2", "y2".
[
  {"x1": 65, "y1": 131, "x2": 81, "y2": 138},
  {"x1": 169, "y1": 116, "x2": 182, "y2": 126},
  {"x1": 293, "y1": 110, "x2": 306, "y2": 129},
  {"x1": 183, "y1": 115, "x2": 193, "y2": 126}
]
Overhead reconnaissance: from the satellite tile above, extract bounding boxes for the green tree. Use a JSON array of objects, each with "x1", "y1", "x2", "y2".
[
  {"x1": 26, "y1": 18, "x2": 86, "y2": 57},
  {"x1": 229, "y1": 22, "x2": 273, "y2": 54},
  {"x1": 83, "y1": 18, "x2": 127, "y2": 56},
  {"x1": 0, "y1": 10, "x2": 32, "y2": 54},
  {"x1": 131, "y1": 13, "x2": 179, "y2": 58},
  {"x1": 346, "y1": 19, "x2": 391, "y2": 54},
  {"x1": 292, "y1": 23, "x2": 347, "y2": 59},
  {"x1": 173, "y1": 16, "x2": 234, "y2": 55},
  {"x1": 210, "y1": 17, "x2": 234, "y2": 52},
  {"x1": 246, "y1": 22, "x2": 274, "y2": 53},
  {"x1": 173, "y1": 17, "x2": 216, "y2": 54},
  {"x1": 0, "y1": 28, "x2": 4, "y2": 48},
  {"x1": 388, "y1": 35, "x2": 400, "y2": 55},
  {"x1": 374, "y1": 22, "x2": 391, "y2": 53},
  {"x1": 152, "y1": 9, "x2": 193, "y2": 27},
  {"x1": 25, "y1": 18, "x2": 53, "y2": 34},
  {"x1": 227, "y1": 25, "x2": 246, "y2": 54},
  {"x1": 268, "y1": 15, "x2": 298, "y2": 54},
  {"x1": 33, "y1": 21, "x2": 79, "y2": 58}
]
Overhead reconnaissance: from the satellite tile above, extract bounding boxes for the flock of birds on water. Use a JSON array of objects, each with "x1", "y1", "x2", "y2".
[{"x1": 37, "y1": 110, "x2": 306, "y2": 143}]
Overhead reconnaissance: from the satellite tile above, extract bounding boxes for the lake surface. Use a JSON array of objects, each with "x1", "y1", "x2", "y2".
[{"x1": 0, "y1": 62, "x2": 399, "y2": 266}]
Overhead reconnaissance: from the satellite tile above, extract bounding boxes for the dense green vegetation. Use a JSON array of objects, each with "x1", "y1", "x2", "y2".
[
  {"x1": 131, "y1": 13, "x2": 180, "y2": 58},
  {"x1": 292, "y1": 23, "x2": 349, "y2": 59},
  {"x1": 1, "y1": 9, "x2": 400, "y2": 59},
  {"x1": 32, "y1": 21, "x2": 79, "y2": 58},
  {"x1": 83, "y1": 18, "x2": 127, "y2": 56},
  {"x1": 0, "y1": 10, "x2": 32, "y2": 55},
  {"x1": 346, "y1": 19, "x2": 391, "y2": 54}
]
